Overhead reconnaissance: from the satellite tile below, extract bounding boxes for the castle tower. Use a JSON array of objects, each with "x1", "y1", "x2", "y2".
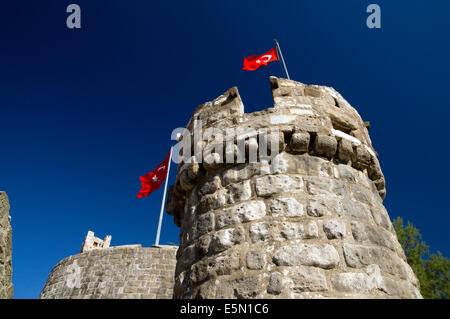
[
  {"x1": 40, "y1": 232, "x2": 177, "y2": 299},
  {"x1": 0, "y1": 192, "x2": 13, "y2": 299},
  {"x1": 165, "y1": 77, "x2": 422, "y2": 299}
]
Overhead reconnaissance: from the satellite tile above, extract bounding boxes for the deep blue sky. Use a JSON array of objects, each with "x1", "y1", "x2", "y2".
[{"x1": 1, "y1": 0, "x2": 449, "y2": 298}]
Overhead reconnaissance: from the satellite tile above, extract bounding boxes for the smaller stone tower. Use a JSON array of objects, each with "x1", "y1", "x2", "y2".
[
  {"x1": 0, "y1": 191, "x2": 13, "y2": 299},
  {"x1": 40, "y1": 231, "x2": 177, "y2": 299},
  {"x1": 80, "y1": 231, "x2": 111, "y2": 253}
]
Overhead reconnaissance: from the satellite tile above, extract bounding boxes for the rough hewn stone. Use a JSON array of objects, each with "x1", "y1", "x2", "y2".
[
  {"x1": 254, "y1": 175, "x2": 303, "y2": 196},
  {"x1": 273, "y1": 244, "x2": 339, "y2": 269},
  {"x1": 269, "y1": 197, "x2": 304, "y2": 217},
  {"x1": 323, "y1": 220, "x2": 346, "y2": 239},
  {"x1": 0, "y1": 192, "x2": 13, "y2": 299}
]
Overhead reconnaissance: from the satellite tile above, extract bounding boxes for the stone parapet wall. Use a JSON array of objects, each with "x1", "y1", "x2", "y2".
[
  {"x1": 0, "y1": 191, "x2": 13, "y2": 299},
  {"x1": 166, "y1": 77, "x2": 422, "y2": 299},
  {"x1": 39, "y1": 245, "x2": 177, "y2": 299},
  {"x1": 166, "y1": 77, "x2": 386, "y2": 227}
]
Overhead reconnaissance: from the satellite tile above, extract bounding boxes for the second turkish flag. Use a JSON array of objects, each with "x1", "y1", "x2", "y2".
[
  {"x1": 137, "y1": 151, "x2": 171, "y2": 198},
  {"x1": 243, "y1": 47, "x2": 279, "y2": 71}
]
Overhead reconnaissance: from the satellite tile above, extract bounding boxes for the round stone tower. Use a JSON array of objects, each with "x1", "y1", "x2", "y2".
[
  {"x1": 165, "y1": 77, "x2": 422, "y2": 299},
  {"x1": 39, "y1": 232, "x2": 177, "y2": 299}
]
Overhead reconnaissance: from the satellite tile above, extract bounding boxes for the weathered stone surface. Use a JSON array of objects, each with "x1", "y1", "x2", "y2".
[
  {"x1": 196, "y1": 213, "x2": 215, "y2": 237},
  {"x1": 331, "y1": 272, "x2": 374, "y2": 293},
  {"x1": 0, "y1": 192, "x2": 13, "y2": 299},
  {"x1": 246, "y1": 251, "x2": 266, "y2": 270},
  {"x1": 196, "y1": 190, "x2": 227, "y2": 214},
  {"x1": 337, "y1": 199, "x2": 372, "y2": 220},
  {"x1": 290, "y1": 132, "x2": 310, "y2": 153},
  {"x1": 337, "y1": 138, "x2": 353, "y2": 163},
  {"x1": 323, "y1": 220, "x2": 346, "y2": 239},
  {"x1": 39, "y1": 245, "x2": 177, "y2": 299},
  {"x1": 287, "y1": 266, "x2": 328, "y2": 292},
  {"x1": 210, "y1": 227, "x2": 243, "y2": 252},
  {"x1": 234, "y1": 277, "x2": 259, "y2": 298},
  {"x1": 351, "y1": 221, "x2": 395, "y2": 251},
  {"x1": 274, "y1": 222, "x2": 305, "y2": 240},
  {"x1": 199, "y1": 176, "x2": 221, "y2": 196},
  {"x1": 337, "y1": 164, "x2": 356, "y2": 182},
  {"x1": 227, "y1": 180, "x2": 252, "y2": 204},
  {"x1": 216, "y1": 201, "x2": 266, "y2": 229},
  {"x1": 249, "y1": 222, "x2": 271, "y2": 243},
  {"x1": 254, "y1": 175, "x2": 303, "y2": 196},
  {"x1": 343, "y1": 243, "x2": 413, "y2": 281},
  {"x1": 314, "y1": 135, "x2": 337, "y2": 158},
  {"x1": 269, "y1": 197, "x2": 304, "y2": 217},
  {"x1": 267, "y1": 272, "x2": 283, "y2": 294},
  {"x1": 307, "y1": 196, "x2": 336, "y2": 217},
  {"x1": 273, "y1": 244, "x2": 339, "y2": 269}
]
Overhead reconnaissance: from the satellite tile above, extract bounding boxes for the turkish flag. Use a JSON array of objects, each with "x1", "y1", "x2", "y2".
[
  {"x1": 243, "y1": 47, "x2": 279, "y2": 71},
  {"x1": 137, "y1": 150, "x2": 171, "y2": 198}
]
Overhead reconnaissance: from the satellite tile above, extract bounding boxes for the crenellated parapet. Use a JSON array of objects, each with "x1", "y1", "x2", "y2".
[{"x1": 166, "y1": 77, "x2": 385, "y2": 227}]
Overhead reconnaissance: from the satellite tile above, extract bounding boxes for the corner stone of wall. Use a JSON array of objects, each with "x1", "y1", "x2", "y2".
[
  {"x1": 0, "y1": 191, "x2": 13, "y2": 299},
  {"x1": 39, "y1": 245, "x2": 177, "y2": 299}
]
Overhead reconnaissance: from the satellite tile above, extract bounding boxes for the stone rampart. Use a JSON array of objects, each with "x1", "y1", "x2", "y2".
[
  {"x1": 39, "y1": 245, "x2": 177, "y2": 299},
  {"x1": 0, "y1": 191, "x2": 13, "y2": 299}
]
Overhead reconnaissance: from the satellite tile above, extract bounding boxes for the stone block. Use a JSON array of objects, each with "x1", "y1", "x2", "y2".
[
  {"x1": 289, "y1": 132, "x2": 310, "y2": 153},
  {"x1": 254, "y1": 174, "x2": 303, "y2": 196},
  {"x1": 314, "y1": 135, "x2": 337, "y2": 158},
  {"x1": 210, "y1": 228, "x2": 243, "y2": 253},
  {"x1": 196, "y1": 213, "x2": 215, "y2": 237},
  {"x1": 337, "y1": 138, "x2": 353, "y2": 163},
  {"x1": 234, "y1": 277, "x2": 259, "y2": 298},
  {"x1": 216, "y1": 200, "x2": 266, "y2": 229},
  {"x1": 287, "y1": 266, "x2": 328, "y2": 292},
  {"x1": 331, "y1": 273, "x2": 374, "y2": 293},
  {"x1": 199, "y1": 176, "x2": 221, "y2": 196},
  {"x1": 351, "y1": 221, "x2": 395, "y2": 251},
  {"x1": 269, "y1": 197, "x2": 304, "y2": 217},
  {"x1": 267, "y1": 272, "x2": 283, "y2": 294},
  {"x1": 246, "y1": 251, "x2": 266, "y2": 270},
  {"x1": 273, "y1": 244, "x2": 339, "y2": 269},
  {"x1": 249, "y1": 222, "x2": 271, "y2": 243},
  {"x1": 323, "y1": 220, "x2": 346, "y2": 239},
  {"x1": 227, "y1": 180, "x2": 252, "y2": 204}
]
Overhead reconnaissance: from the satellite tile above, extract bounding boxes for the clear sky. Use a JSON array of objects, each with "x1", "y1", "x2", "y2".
[{"x1": 1, "y1": 0, "x2": 449, "y2": 299}]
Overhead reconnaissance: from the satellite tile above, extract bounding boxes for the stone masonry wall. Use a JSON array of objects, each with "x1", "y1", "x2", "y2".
[
  {"x1": 165, "y1": 77, "x2": 422, "y2": 299},
  {"x1": 0, "y1": 191, "x2": 13, "y2": 299},
  {"x1": 39, "y1": 245, "x2": 177, "y2": 299}
]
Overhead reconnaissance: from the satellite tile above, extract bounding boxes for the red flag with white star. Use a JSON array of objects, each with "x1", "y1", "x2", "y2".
[
  {"x1": 137, "y1": 150, "x2": 171, "y2": 198},
  {"x1": 243, "y1": 47, "x2": 279, "y2": 71}
]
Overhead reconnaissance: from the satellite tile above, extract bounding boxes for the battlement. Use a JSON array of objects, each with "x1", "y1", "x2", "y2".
[{"x1": 166, "y1": 77, "x2": 385, "y2": 227}]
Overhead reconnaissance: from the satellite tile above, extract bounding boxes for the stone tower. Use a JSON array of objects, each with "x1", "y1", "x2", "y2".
[
  {"x1": 165, "y1": 77, "x2": 422, "y2": 299},
  {"x1": 40, "y1": 233, "x2": 177, "y2": 299},
  {"x1": 0, "y1": 192, "x2": 13, "y2": 299}
]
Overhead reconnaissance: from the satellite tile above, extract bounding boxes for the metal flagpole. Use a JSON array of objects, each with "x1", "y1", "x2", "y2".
[
  {"x1": 274, "y1": 39, "x2": 290, "y2": 80},
  {"x1": 155, "y1": 146, "x2": 173, "y2": 246}
]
